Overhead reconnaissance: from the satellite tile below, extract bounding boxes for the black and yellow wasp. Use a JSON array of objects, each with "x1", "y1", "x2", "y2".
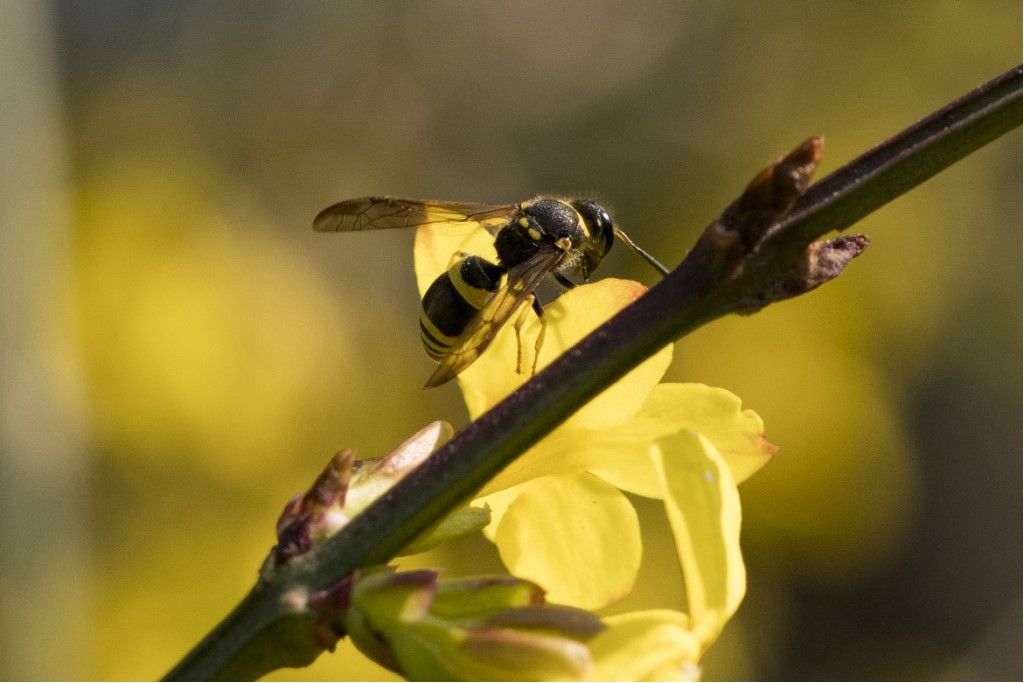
[{"x1": 314, "y1": 196, "x2": 667, "y2": 387}]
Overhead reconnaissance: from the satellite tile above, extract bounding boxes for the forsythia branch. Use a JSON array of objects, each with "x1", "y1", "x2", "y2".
[{"x1": 164, "y1": 65, "x2": 1021, "y2": 681}]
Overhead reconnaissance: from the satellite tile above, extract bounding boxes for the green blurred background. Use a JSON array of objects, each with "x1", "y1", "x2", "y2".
[{"x1": 1, "y1": 1, "x2": 1019, "y2": 680}]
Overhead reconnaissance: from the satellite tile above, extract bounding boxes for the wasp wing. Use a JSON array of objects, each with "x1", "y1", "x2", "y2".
[
  {"x1": 313, "y1": 197, "x2": 517, "y2": 234},
  {"x1": 425, "y1": 247, "x2": 563, "y2": 388}
]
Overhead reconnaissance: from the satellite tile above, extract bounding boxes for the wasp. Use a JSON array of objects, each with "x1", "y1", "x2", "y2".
[{"x1": 314, "y1": 196, "x2": 668, "y2": 387}]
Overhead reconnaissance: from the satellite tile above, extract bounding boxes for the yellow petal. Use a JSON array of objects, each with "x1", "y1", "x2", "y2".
[
  {"x1": 413, "y1": 224, "x2": 497, "y2": 297},
  {"x1": 455, "y1": 320, "x2": 523, "y2": 420},
  {"x1": 562, "y1": 384, "x2": 776, "y2": 497},
  {"x1": 492, "y1": 473, "x2": 641, "y2": 610},
  {"x1": 532, "y1": 279, "x2": 672, "y2": 430},
  {"x1": 475, "y1": 486, "x2": 521, "y2": 541},
  {"x1": 457, "y1": 278, "x2": 672, "y2": 425},
  {"x1": 477, "y1": 382, "x2": 774, "y2": 500},
  {"x1": 476, "y1": 426, "x2": 658, "y2": 500},
  {"x1": 643, "y1": 384, "x2": 776, "y2": 484},
  {"x1": 650, "y1": 432, "x2": 745, "y2": 650},
  {"x1": 587, "y1": 610, "x2": 701, "y2": 681}
]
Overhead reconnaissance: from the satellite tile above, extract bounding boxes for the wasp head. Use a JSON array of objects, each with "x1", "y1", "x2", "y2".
[{"x1": 571, "y1": 199, "x2": 616, "y2": 279}]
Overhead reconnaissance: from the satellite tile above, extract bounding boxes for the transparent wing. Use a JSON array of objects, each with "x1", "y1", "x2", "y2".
[
  {"x1": 425, "y1": 248, "x2": 563, "y2": 387},
  {"x1": 313, "y1": 196, "x2": 517, "y2": 234}
]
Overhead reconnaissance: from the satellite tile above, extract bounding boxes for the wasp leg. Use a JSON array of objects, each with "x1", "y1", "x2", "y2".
[
  {"x1": 513, "y1": 296, "x2": 546, "y2": 374},
  {"x1": 513, "y1": 296, "x2": 547, "y2": 376},
  {"x1": 530, "y1": 296, "x2": 544, "y2": 317},
  {"x1": 447, "y1": 250, "x2": 471, "y2": 268},
  {"x1": 513, "y1": 295, "x2": 535, "y2": 374},
  {"x1": 554, "y1": 273, "x2": 576, "y2": 289},
  {"x1": 530, "y1": 310, "x2": 547, "y2": 377}
]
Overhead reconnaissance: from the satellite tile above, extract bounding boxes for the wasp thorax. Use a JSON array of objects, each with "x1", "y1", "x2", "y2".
[
  {"x1": 495, "y1": 199, "x2": 579, "y2": 268},
  {"x1": 524, "y1": 199, "x2": 584, "y2": 244}
]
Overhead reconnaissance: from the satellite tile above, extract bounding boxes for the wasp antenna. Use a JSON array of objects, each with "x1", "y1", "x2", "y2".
[{"x1": 614, "y1": 228, "x2": 670, "y2": 277}]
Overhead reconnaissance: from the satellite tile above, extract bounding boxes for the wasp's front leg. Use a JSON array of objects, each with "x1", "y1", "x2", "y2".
[
  {"x1": 554, "y1": 273, "x2": 577, "y2": 289},
  {"x1": 513, "y1": 296, "x2": 547, "y2": 376}
]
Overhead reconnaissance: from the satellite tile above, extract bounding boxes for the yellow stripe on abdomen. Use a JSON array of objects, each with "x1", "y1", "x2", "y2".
[
  {"x1": 447, "y1": 261, "x2": 500, "y2": 310},
  {"x1": 419, "y1": 314, "x2": 456, "y2": 358}
]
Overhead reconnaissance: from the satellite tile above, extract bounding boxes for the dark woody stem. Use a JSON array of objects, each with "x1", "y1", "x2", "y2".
[{"x1": 164, "y1": 66, "x2": 1021, "y2": 681}]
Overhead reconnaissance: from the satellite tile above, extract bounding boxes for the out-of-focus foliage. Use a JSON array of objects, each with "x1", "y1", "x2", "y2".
[
  {"x1": 75, "y1": 161, "x2": 360, "y2": 478},
  {"x1": 0, "y1": 1, "x2": 1018, "y2": 680}
]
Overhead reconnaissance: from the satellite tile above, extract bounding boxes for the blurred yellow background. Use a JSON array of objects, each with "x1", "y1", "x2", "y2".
[{"x1": 1, "y1": 2, "x2": 1019, "y2": 680}]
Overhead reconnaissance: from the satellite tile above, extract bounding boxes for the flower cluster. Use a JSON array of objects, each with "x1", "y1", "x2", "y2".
[
  {"x1": 269, "y1": 226, "x2": 777, "y2": 680},
  {"x1": 408, "y1": 225, "x2": 777, "y2": 673}
]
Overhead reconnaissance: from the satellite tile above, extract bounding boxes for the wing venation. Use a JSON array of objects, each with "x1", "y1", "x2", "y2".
[{"x1": 313, "y1": 196, "x2": 516, "y2": 233}]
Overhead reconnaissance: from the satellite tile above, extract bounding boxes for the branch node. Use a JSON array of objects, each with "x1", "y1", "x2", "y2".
[
  {"x1": 273, "y1": 449, "x2": 355, "y2": 566},
  {"x1": 748, "y1": 233, "x2": 871, "y2": 310},
  {"x1": 714, "y1": 136, "x2": 825, "y2": 252}
]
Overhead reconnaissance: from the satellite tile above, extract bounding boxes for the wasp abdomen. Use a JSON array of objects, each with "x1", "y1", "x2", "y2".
[{"x1": 419, "y1": 255, "x2": 505, "y2": 360}]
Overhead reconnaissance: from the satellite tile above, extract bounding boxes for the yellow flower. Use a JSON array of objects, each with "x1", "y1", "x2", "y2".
[
  {"x1": 587, "y1": 610, "x2": 702, "y2": 681},
  {"x1": 414, "y1": 224, "x2": 776, "y2": 653}
]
